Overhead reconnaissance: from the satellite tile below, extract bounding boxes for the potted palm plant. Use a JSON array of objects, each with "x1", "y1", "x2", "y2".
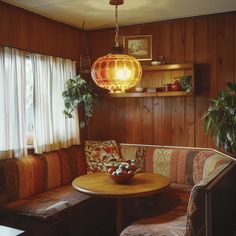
[
  {"x1": 203, "y1": 82, "x2": 236, "y2": 158},
  {"x1": 62, "y1": 74, "x2": 98, "y2": 128}
]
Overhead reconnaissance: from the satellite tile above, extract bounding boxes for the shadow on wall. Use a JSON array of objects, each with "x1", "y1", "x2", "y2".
[{"x1": 195, "y1": 63, "x2": 210, "y2": 96}]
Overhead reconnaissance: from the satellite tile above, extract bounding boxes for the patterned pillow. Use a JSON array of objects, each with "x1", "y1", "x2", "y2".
[{"x1": 84, "y1": 140, "x2": 122, "y2": 173}]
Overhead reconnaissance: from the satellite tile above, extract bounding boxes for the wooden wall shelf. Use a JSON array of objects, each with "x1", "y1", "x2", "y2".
[
  {"x1": 142, "y1": 63, "x2": 194, "y2": 71},
  {"x1": 105, "y1": 91, "x2": 192, "y2": 98},
  {"x1": 104, "y1": 63, "x2": 195, "y2": 98}
]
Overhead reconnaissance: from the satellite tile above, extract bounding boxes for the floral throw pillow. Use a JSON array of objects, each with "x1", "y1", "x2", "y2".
[{"x1": 84, "y1": 140, "x2": 122, "y2": 173}]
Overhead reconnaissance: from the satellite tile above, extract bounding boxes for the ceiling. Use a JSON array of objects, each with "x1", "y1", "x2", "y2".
[{"x1": 3, "y1": 0, "x2": 236, "y2": 30}]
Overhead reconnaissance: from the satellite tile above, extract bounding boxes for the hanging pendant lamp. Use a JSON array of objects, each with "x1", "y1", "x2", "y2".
[{"x1": 91, "y1": 0, "x2": 142, "y2": 93}]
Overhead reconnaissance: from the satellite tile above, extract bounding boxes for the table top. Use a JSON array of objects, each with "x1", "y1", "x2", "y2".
[{"x1": 72, "y1": 172, "x2": 170, "y2": 198}]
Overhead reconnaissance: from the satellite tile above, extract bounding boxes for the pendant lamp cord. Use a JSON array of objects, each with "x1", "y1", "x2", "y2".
[{"x1": 115, "y1": 5, "x2": 119, "y2": 47}]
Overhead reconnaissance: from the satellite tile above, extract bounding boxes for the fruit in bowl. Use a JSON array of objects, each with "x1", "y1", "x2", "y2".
[{"x1": 106, "y1": 160, "x2": 140, "y2": 184}]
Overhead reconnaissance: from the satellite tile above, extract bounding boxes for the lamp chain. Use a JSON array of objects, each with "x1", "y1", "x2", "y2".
[{"x1": 115, "y1": 5, "x2": 119, "y2": 47}]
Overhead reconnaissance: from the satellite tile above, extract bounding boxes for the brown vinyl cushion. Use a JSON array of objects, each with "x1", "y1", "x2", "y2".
[
  {"x1": 120, "y1": 183, "x2": 191, "y2": 236},
  {"x1": 0, "y1": 145, "x2": 87, "y2": 205},
  {"x1": 1, "y1": 185, "x2": 91, "y2": 222}
]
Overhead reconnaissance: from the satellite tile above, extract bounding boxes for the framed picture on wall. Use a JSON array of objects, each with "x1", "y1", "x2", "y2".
[{"x1": 123, "y1": 35, "x2": 152, "y2": 61}]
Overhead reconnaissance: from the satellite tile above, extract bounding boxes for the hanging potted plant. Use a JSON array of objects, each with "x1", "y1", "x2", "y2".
[
  {"x1": 62, "y1": 74, "x2": 98, "y2": 128},
  {"x1": 203, "y1": 82, "x2": 236, "y2": 158}
]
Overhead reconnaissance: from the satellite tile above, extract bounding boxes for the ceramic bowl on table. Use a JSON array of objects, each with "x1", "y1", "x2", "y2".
[
  {"x1": 106, "y1": 160, "x2": 139, "y2": 184},
  {"x1": 108, "y1": 172, "x2": 135, "y2": 184}
]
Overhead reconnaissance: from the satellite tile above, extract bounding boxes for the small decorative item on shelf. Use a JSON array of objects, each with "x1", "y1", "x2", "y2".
[
  {"x1": 147, "y1": 88, "x2": 156, "y2": 93},
  {"x1": 151, "y1": 61, "x2": 161, "y2": 66},
  {"x1": 134, "y1": 87, "x2": 144, "y2": 92},
  {"x1": 163, "y1": 83, "x2": 171, "y2": 92},
  {"x1": 156, "y1": 87, "x2": 163, "y2": 92},
  {"x1": 159, "y1": 56, "x2": 165, "y2": 64},
  {"x1": 106, "y1": 160, "x2": 140, "y2": 184},
  {"x1": 170, "y1": 80, "x2": 182, "y2": 91},
  {"x1": 179, "y1": 75, "x2": 192, "y2": 93}
]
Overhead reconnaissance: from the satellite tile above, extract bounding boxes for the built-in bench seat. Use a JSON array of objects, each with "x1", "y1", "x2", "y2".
[
  {"x1": 118, "y1": 144, "x2": 234, "y2": 236},
  {"x1": 0, "y1": 141, "x2": 234, "y2": 236},
  {"x1": 0, "y1": 145, "x2": 115, "y2": 236}
]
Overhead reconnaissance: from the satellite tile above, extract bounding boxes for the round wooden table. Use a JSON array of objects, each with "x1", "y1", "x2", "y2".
[{"x1": 72, "y1": 172, "x2": 170, "y2": 235}]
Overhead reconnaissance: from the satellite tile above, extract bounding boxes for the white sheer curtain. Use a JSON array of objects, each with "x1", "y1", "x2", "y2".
[
  {"x1": 0, "y1": 47, "x2": 27, "y2": 159},
  {"x1": 31, "y1": 54, "x2": 80, "y2": 153}
]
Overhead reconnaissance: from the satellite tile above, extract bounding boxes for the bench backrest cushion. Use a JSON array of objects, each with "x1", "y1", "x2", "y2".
[
  {"x1": 0, "y1": 145, "x2": 86, "y2": 205},
  {"x1": 119, "y1": 144, "x2": 231, "y2": 186},
  {"x1": 84, "y1": 140, "x2": 122, "y2": 173}
]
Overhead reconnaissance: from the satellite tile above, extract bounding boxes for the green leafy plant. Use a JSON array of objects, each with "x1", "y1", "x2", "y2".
[
  {"x1": 179, "y1": 75, "x2": 192, "y2": 93},
  {"x1": 203, "y1": 82, "x2": 236, "y2": 157},
  {"x1": 62, "y1": 74, "x2": 97, "y2": 128}
]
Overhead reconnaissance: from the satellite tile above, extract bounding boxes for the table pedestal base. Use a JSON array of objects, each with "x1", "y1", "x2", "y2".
[{"x1": 116, "y1": 198, "x2": 124, "y2": 235}]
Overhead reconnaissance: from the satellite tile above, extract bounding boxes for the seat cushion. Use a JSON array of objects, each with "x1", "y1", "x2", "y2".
[
  {"x1": 0, "y1": 185, "x2": 91, "y2": 222},
  {"x1": 120, "y1": 214, "x2": 187, "y2": 236},
  {"x1": 120, "y1": 183, "x2": 191, "y2": 236}
]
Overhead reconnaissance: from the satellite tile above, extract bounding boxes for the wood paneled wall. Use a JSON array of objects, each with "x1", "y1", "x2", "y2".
[
  {"x1": 1, "y1": 2, "x2": 235, "y2": 147},
  {"x1": 86, "y1": 12, "x2": 236, "y2": 148},
  {"x1": 0, "y1": 1, "x2": 84, "y2": 61}
]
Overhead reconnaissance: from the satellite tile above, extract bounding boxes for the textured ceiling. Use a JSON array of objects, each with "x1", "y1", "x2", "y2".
[{"x1": 3, "y1": 0, "x2": 236, "y2": 30}]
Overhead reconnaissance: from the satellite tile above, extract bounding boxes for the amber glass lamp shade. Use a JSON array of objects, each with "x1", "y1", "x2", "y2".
[{"x1": 91, "y1": 54, "x2": 142, "y2": 93}]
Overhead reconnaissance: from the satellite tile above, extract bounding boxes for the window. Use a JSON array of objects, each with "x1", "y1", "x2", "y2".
[{"x1": 0, "y1": 46, "x2": 80, "y2": 158}]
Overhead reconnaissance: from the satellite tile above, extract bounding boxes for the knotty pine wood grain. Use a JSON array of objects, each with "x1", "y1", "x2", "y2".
[
  {"x1": 162, "y1": 97, "x2": 172, "y2": 146},
  {"x1": 116, "y1": 99, "x2": 127, "y2": 142},
  {"x1": 86, "y1": 12, "x2": 236, "y2": 149},
  {"x1": 1, "y1": 2, "x2": 236, "y2": 149},
  {"x1": 171, "y1": 97, "x2": 185, "y2": 146},
  {"x1": 217, "y1": 13, "x2": 234, "y2": 91},
  {"x1": 153, "y1": 97, "x2": 164, "y2": 145},
  {"x1": 185, "y1": 97, "x2": 195, "y2": 147},
  {"x1": 0, "y1": 1, "x2": 82, "y2": 61},
  {"x1": 171, "y1": 19, "x2": 185, "y2": 63},
  {"x1": 125, "y1": 98, "x2": 143, "y2": 144},
  {"x1": 159, "y1": 21, "x2": 172, "y2": 64},
  {"x1": 184, "y1": 18, "x2": 194, "y2": 63},
  {"x1": 142, "y1": 98, "x2": 153, "y2": 144}
]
